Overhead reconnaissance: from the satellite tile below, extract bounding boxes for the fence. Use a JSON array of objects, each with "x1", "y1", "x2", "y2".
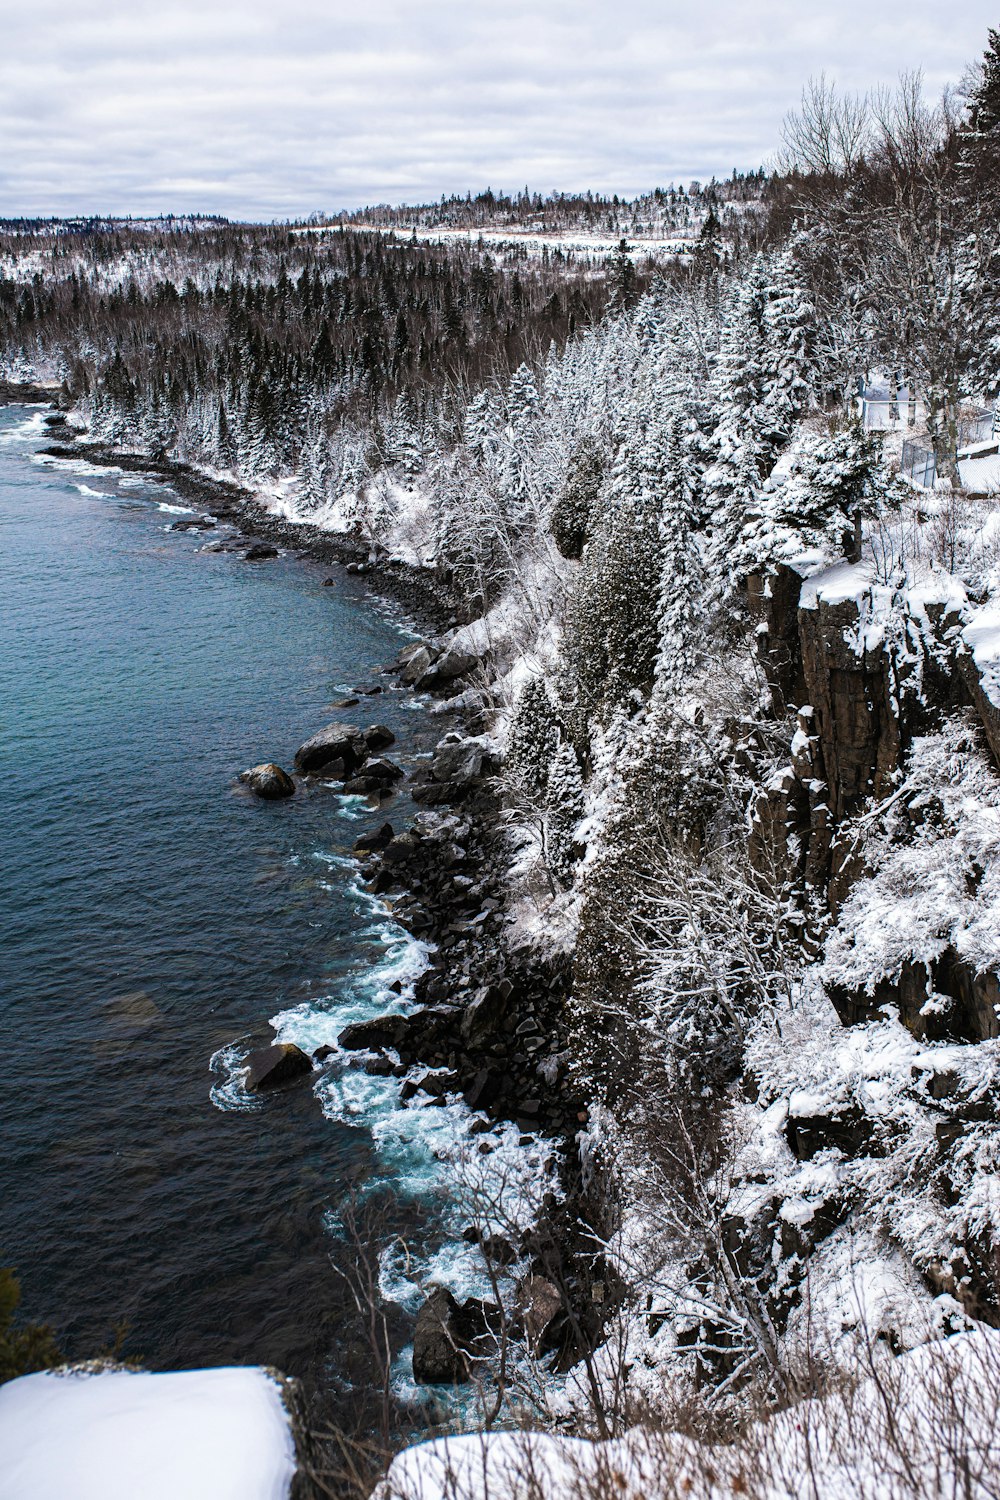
[{"x1": 901, "y1": 439, "x2": 936, "y2": 489}]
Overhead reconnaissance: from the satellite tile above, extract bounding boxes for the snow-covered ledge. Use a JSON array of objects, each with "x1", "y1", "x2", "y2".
[{"x1": 0, "y1": 1365, "x2": 297, "y2": 1500}]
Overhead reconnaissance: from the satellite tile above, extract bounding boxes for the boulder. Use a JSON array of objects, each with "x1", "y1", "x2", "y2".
[
  {"x1": 463, "y1": 1069, "x2": 501, "y2": 1111},
  {"x1": 294, "y1": 722, "x2": 365, "y2": 776},
  {"x1": 412, "y1": 1288, "x2": 469, "y2": 1384},
  {"x1": 461, "y1": 982, "x2": 514, "y2": 1048},
  {"x1": 170, "y1": 517, "x2": 216, "y2": 532},
  {"x1": 342, "y1": 759, "x2": 403, "y2": 796},
  {"x1": 411, "y1": 1288, "x2": 502, "y2": 1384},
  {"x1": 398, "y1": 644, "x2": 436, "y2": 685},
  {"x1": 353, "y1": 822, "x2": 395, "y2": 854},
  {"x1": 245, "y1": 1042, "x2": 312, "y2": 1091},
  {"x1": 363, "y1": 724, "x2": 396, "y2": 753},
  {"x1": 362, "y1": 757, "x2": 404, "y2": 785},
  {"x1": 337, "y1": 1013, "x2": 410, "y2": 1051},
  {"x1": 238, "y1": 763, "x2": 295, "y2": 800},
  {"x1": 380, "y1": 831, "x2": 423, "y2": 869},
  {"x1": 413, "y1": 649, "x2": 479, "y2": 692},
  {"x1": 244, "y1": 543, "x2": 279, "y2": 560},
  {"x1": 517, "y1": 1276, "x2": 562, "y2": 1353}
]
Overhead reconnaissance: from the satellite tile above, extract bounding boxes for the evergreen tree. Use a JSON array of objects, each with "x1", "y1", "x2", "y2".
[
  {"x1": 656, "y1": 420, "x2": 705, "y2": 693},
  {"x1": 607, "y1": 239, "x2": 638, "y2": 311},
  {"x1": 565, "y1": 434, "x2": 665, "y2": 724},
  {"x1": 507, "y1": 676, "x2": 560, "y2": 799},
  {"x1": 546, "y1": 738, "x2": 586, "y2": 888},
  {"x1": 551, "y1": 436, "x2": 604, "y2": 559}
]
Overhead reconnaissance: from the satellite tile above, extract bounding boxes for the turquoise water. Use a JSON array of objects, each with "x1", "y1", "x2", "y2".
[{"x1": 0, "y1": 406, "x2": 437, "y2": 1379}]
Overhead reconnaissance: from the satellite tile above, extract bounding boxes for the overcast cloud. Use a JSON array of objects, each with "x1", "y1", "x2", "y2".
[{"x1": 0, "y1": 0, "x2": 995, "y2": 220}]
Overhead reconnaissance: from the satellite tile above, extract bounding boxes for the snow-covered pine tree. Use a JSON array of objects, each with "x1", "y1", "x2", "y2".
[
  {"x1": 705, "y1": 252, "x2": 814, "y2": 605},
  {"x1": 655, "y1": 418, "x2": 705, "y2": 693},
  {"x1": 464, "y1": 388, "x2": 499, "y2": 468},
  {"x1": 550, "y1": 436, "x2": 605, "y2": 559},
  {"x1": 546, "y1": 737, "x2": 586, "y2": 888},
  {"x1": 507, "y1": 676, "x2": 560, "y2": 800},
  {"x1": 500, "y1": 363, "x2": 541, "y2": 518},
  {"x1": 736, "y1": 422, "x2": 900, "y2": 576},
  {"x1": 564, "y1": 431, "x2": 666, "y2": 724}
]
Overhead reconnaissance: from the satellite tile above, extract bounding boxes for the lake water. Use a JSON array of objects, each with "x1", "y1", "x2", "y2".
[{"x1": 0, "y1": 405, "x2": 444, "y2": 1385}]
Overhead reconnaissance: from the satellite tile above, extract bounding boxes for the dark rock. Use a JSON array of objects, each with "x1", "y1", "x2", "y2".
[
  {"x1": 464, "y1": 1069, "x2": 501, "y2": 1111},
  {"x1": 362, "y1": 757, "x2": 404, "y2": 785},
  {"x1": 786, "y1": 1104, "x2": 874, "y2": 1161},
  {"x1": 380, "y1": 832, "x2": 422, "y2": 868},
  {"x1": 312, "y1": 1044, "x2": 336, "y2": 1062},
  {"x1": 461, "y1": 986, "x2": 514, "y2": 1048},
  {"x1": 413, "y1": 649, "x2": 480, "y2": 692},
  {"x1": 412, "y1": 1287, "x2": 501, "y2": 1384},
  {"x1": 397, "y1": 643, "x2": 436, "y2": 684},
  {"x1": 412, "y1": 1289, "x2": 468, "y2": 1384},
  {"x1": 322, "y1": 577, "x2": 335, "y2": 586},
  {"x1": 337, "y1": 1014, "x2": 410, "y2": 1051},
  {"x1": 238, "y1": 762, "x2": 295, "y2": 800},
  {"x1": 245, "y1": 1042, "x2": 312, "y2": 1091},
  {"x1": 294, "y1": 722, "x2": 365, "y2": 775},
  {"x1": 517, "y1": 1276, "x2": 562, "y2": 1353},
  {"x1": 363, "y1": 724, "x2": 396, "y2": 752},
  {"x1": 170, "y1": 516, "x2": 216, "y2": 531},
  {"x1": 244, "y1": 543, "x2": 279, "y2": 560},
  {"x1": 353, "y1": 822, "x2": 395, "y2": 854}
]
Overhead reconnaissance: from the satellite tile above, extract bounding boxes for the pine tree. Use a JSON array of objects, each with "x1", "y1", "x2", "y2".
[
  {"x1": 546, "y1": 738, "x2": 585, "y2": 888},
  {"x1": 656, "y1": 420, "x2": 704, "y2": 693},
  {"x1": 507, "y1": 676, "x2": 560, "y2": 799},
  {"x1": 551, "y1": 436, "x2": 604, "y2": 559},
  {"x1": 565, "y1": 433, "x2": 666, "y2": 723}
]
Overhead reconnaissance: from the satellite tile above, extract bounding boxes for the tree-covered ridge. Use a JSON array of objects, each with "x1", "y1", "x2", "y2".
[
  {"x1": 333, "y1": 176, "x2": 769, "y2": 241},
  {"x1": 0, "y1": 221, "x2": 619, "y2": 485}
]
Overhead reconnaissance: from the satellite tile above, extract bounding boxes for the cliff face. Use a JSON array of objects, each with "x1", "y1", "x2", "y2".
[{"x1": 749, "y1": 560, "x2": 1000, "y2": 1043}]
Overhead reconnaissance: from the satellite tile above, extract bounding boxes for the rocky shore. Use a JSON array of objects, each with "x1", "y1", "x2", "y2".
[
  {"x1": 37, "y1": 418, "x2": 455, "y2": 629},
  {"x1": 26, "y1": 405, "x2": 602, "y2": 1392}
]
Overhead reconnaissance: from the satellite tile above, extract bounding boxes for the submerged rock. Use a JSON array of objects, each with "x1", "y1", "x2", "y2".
[
  {"x1": 244, "y1": 1042, "x2": 312, "y2": 1091},
  {"x1": 238, "y1": 763, "x2": 295, "y2": 799}
]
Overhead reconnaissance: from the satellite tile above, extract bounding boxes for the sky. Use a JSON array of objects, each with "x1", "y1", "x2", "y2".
[{"x1": 0, "y1": 0, "x2": 995, "y2": 221}]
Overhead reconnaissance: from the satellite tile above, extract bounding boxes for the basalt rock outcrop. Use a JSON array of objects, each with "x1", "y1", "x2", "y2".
[{"x1": 751, "y1": 563, "x2": 1000, "y2": 1043}]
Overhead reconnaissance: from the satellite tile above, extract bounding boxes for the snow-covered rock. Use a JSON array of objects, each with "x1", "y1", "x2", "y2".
[{"x1": 0, "y1": 1365, "x2": 297, "y2": 1500}]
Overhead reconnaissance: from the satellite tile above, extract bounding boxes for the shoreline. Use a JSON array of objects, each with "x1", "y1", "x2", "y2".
[{"x1": 12, "y1": 401, "x2": 601, "y2": 1420}]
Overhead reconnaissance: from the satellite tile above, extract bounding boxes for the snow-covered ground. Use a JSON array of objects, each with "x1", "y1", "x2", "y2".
[
  {"x1": 373, "y1": 1329, "x2": 1000, "y2": 1500},
  {"x1": 0, "y1": 1365, "x2": 297, "y2": 1500},
  {"x1": 301, "y1": 223, "x2": 694, "y2": 259}
]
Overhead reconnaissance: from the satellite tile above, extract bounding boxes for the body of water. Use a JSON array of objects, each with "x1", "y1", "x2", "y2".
[{"x1": 0, "y1": 406, "x2": 443, "y2": 1382}]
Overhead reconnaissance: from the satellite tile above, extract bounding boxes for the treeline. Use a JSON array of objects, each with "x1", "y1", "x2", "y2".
[
  {"x1": 0, "y1": 222, "x2": 621, "y2": 484},
  {"x1": 335, "y1": 176, "x2": 769, "y2": 241}
]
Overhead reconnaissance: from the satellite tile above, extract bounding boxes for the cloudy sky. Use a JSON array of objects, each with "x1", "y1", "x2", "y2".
[{"x1": 0, "y1": 0, "x2": 995, "y2": 220}]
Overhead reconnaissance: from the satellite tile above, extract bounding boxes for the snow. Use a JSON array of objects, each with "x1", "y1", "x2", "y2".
[
  {"x1": 963, "y1": 603, "x2": 1000, "y2": 707},
  {"x1": 373, "y1": 1329, "x2": 1000, "y2": 1500},
  {"x1": 960, "y1": 451, "x2": 1000, "y2": 494},
  {"x1": 798, "y1": 559, "x2": 874, "y2": 611},
  {"x1": 0, "y1": 1365, "x2": 297, "y2": 1500}
]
